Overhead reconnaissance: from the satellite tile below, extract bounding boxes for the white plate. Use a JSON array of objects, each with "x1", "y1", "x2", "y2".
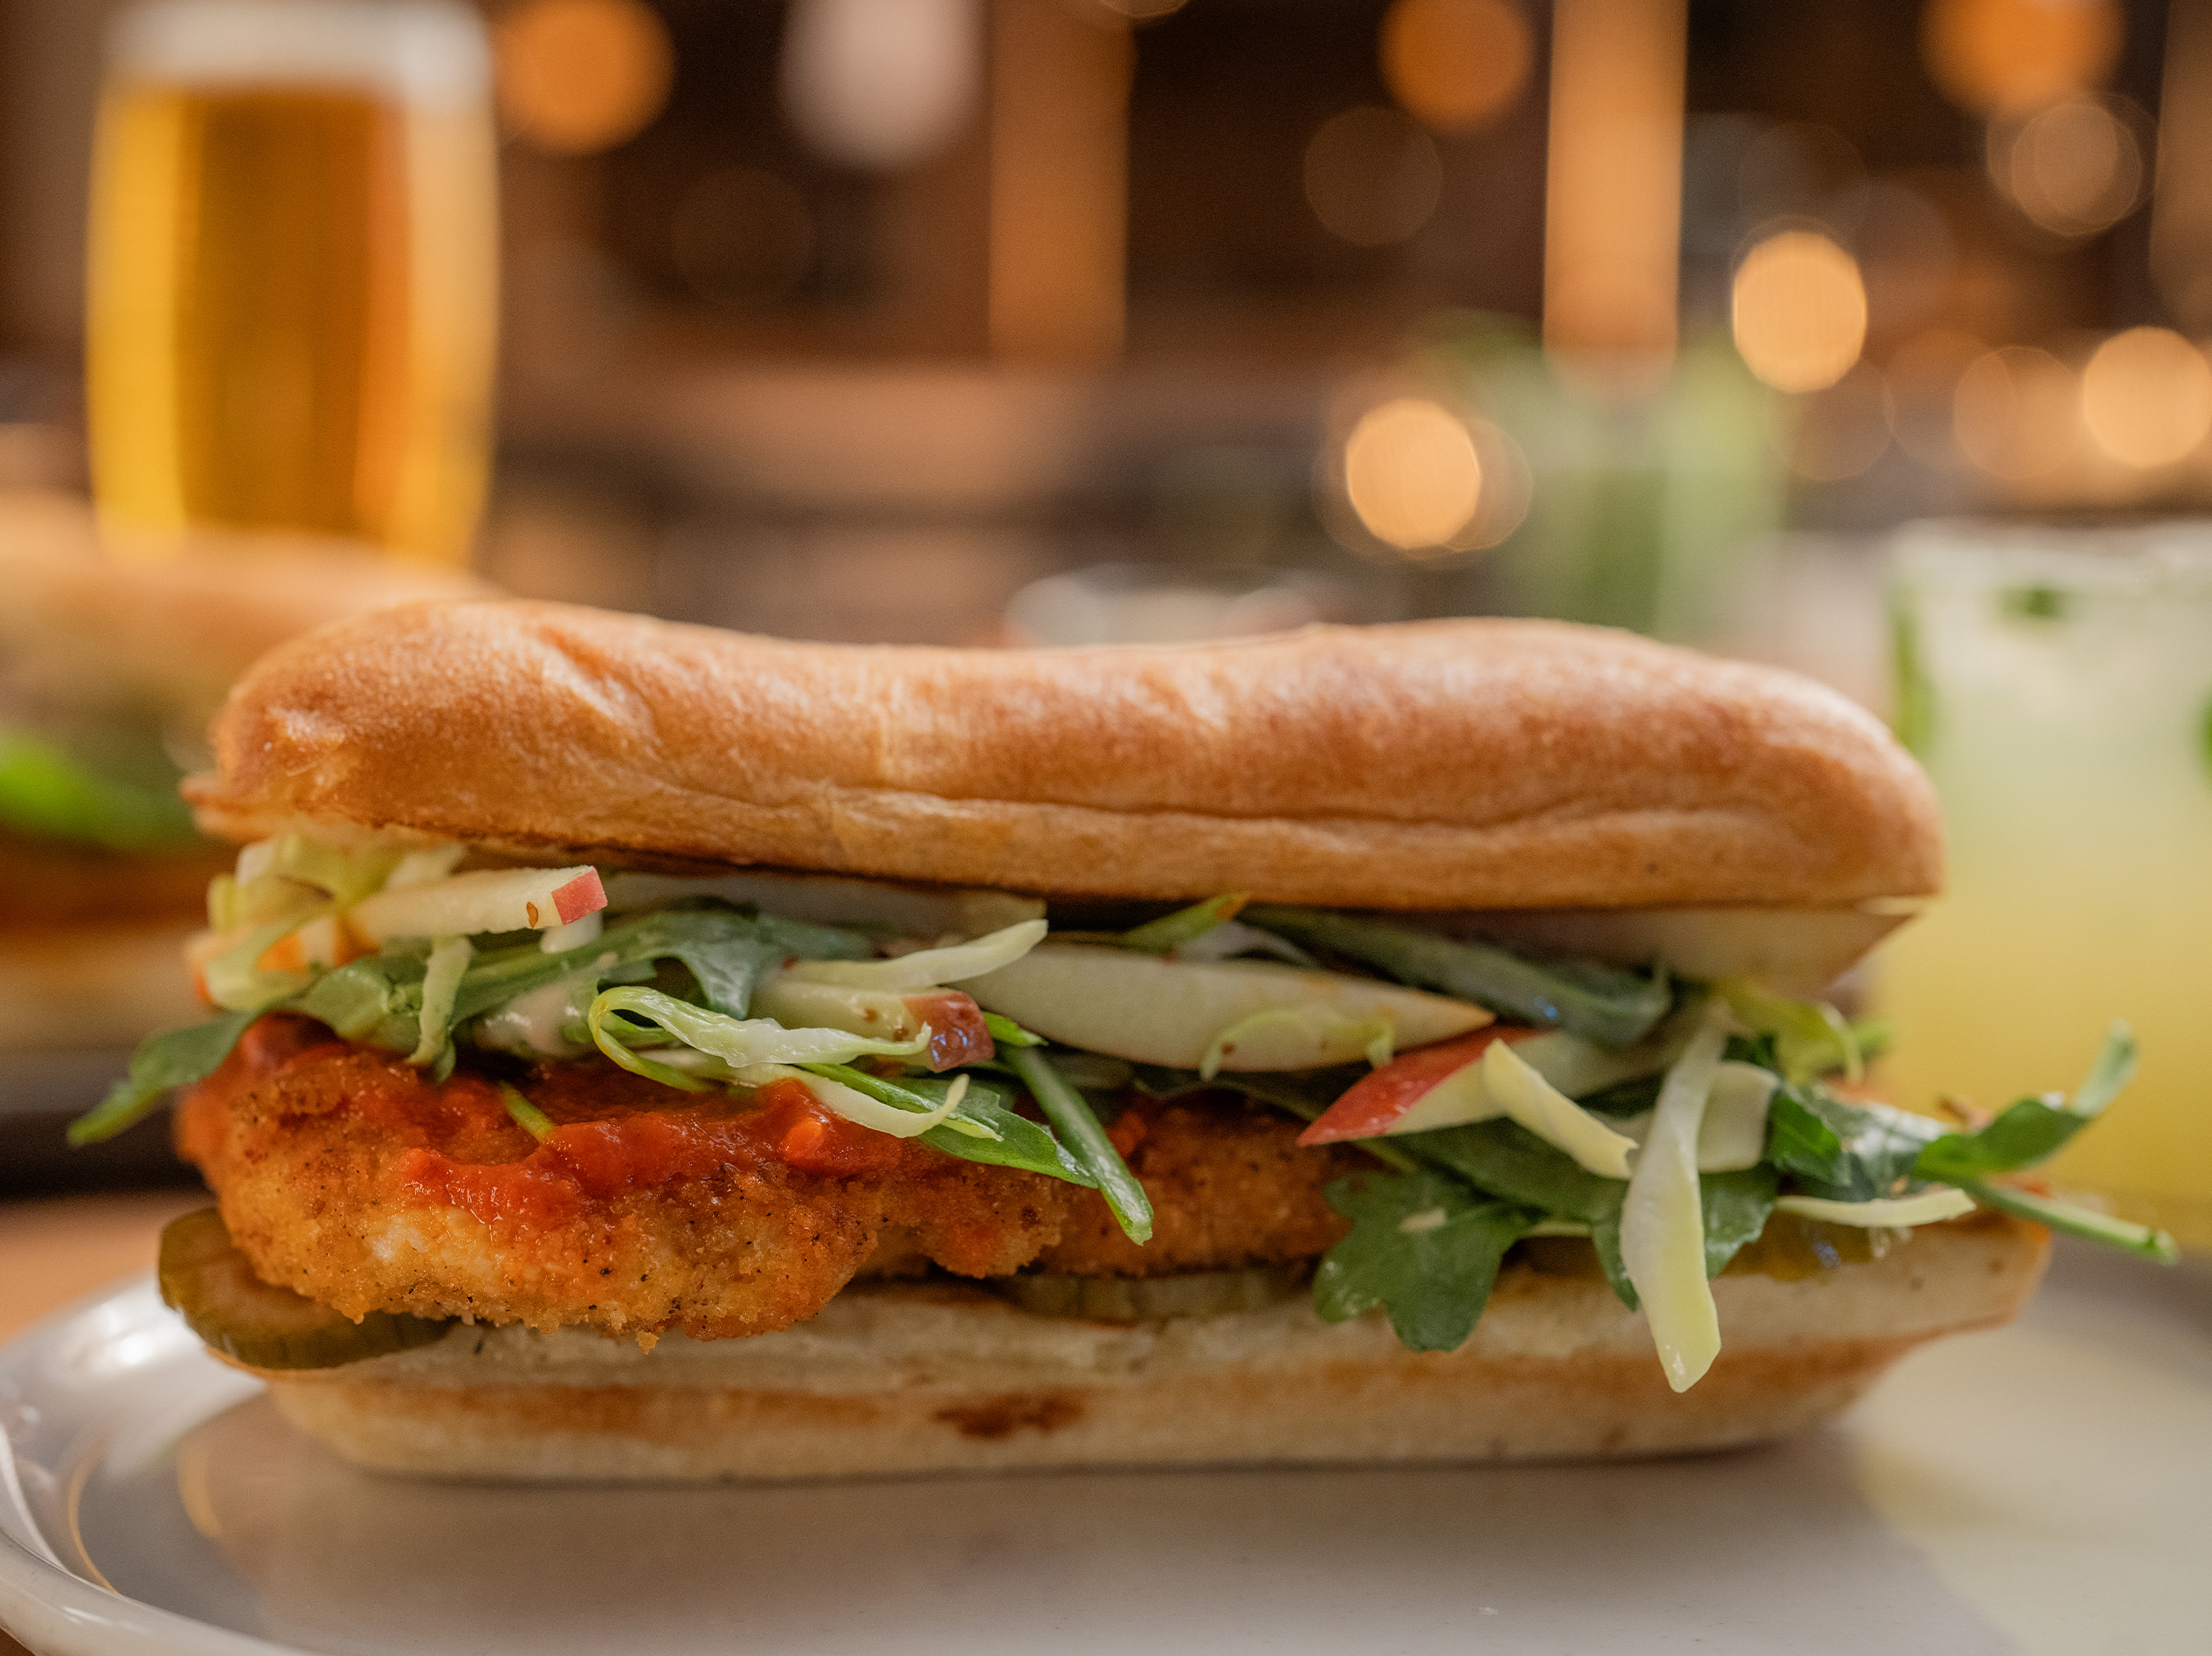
[{"x1": 3, "y1": 1241, "x2": 2209, "y2": 1656}]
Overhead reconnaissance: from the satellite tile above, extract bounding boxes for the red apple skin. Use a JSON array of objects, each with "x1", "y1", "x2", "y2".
[
  {"x1": 551, "y1": 869, "x2": 609, "y2": 925},
  {"x1": 904, "y1": 990, "x2": 996, "y2": 1073},
  {"x1": 1296, "y1": 1026, "x2": 1538, "y2": 1145}
]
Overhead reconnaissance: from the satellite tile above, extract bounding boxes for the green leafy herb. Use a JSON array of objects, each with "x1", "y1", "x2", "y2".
[
  {"x1": 902, "y1": 1073, "x2": 1098, "y2": 1185},
  {"x1": 1766, "y1": 1084, "x2": 1943, "y2": 1201},
  {"x1": 1912, "y1": 1024, "x2": 2136, "y2": 1183},
  {"x1": 1700, "y1": 1166, "x2": 1780, "y2": 1276},
  {"x1": 1116, "y1": 894, "x2": 1248, "y2": 954},
  {"x1": 1242, "y1": 906, "x2": 1670, "y2": 1046},
  {"x1": 1953, "y1": 1179, "x2": 2178, "y2": 1265},
  {"x1": 1313, "y1": 1170, "x2": 1534, "y2": 1352},
  {"x1": 68, "y1": 1011, "x2": 259, "y2": 1144},
  {"x1": 1006, "y1": 1047, "x2": 1154, "y2": 1244},
  {"x1": 1401, "y1": 1117, "x2": 1623, "y2": 1224}
]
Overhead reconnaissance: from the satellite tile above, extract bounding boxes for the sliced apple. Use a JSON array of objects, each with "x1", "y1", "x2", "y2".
[
  {"x1": 750, "y1": 976, "x2": 993, "y2": 1072},
  {"x1": 346, "y1": 866, "x2": 605, "y2": 943},
  {"x1": 1441, "y1": 906, "x2": 1911, "y2": 995},
  {"x1": 1300, "y1": 1019, "x2": 1685, "y2": 1143},
  {"x1": 961, "y1": 944, "x2": 1489, "y2": 1072}
]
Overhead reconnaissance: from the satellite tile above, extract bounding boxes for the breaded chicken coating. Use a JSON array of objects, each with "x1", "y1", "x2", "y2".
[{"x1": 178, "y1": 1018, "x2": 1074, "y2": 1340}]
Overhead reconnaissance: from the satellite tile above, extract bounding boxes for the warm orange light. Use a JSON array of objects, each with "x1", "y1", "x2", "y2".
[
  {"x1": 1304, "y1": 107, "x2": 1441, "y2": 246},
  {"x1": 1922, "y1": 0, "x2": 2121, "y2": 114},
  {"x1": 1991, "y1": 95, "x2": 2144, "y2": 237},
  {"x1": 1953, "y1": 345, "x2": 2078, "y2": 478},
  {"x1": 1541, "y1": 0, "x2": 1685, "y2": 385},
  {"x1": 2081, "y1": 327, "x2": 2212, "y2": 467},
  {"x1": 1380, "y1": 0, "x2": 1533, "y2": 134},
  {"x1": 1344, "y1": 398, "x2": 1483, "y2": 552},
  {"x1": 494, "y1": 0, "x2": 674, "y2": 156},
  {"x1": 1732, "y1": 231, "x2": 1868, "y2": 394}
]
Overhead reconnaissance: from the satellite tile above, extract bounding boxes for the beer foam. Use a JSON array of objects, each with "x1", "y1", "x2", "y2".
[{"x1": 109, "y1": 0, "x2": 487, "y2": 106}]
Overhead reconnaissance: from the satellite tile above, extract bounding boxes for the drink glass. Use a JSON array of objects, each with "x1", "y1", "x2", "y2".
[
  {"x1": 86, "y1": 0, "x2": 496, "y2": 563},
  {"x1": 1879, "y1": 522, "x2": 2212, "y2": 1250}
]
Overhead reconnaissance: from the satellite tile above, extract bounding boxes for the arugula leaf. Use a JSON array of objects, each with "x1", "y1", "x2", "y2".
[
  {"x1": 1913, "y1": 1024, "x2": 2138, "y2": 1183},
  {"x1": 907, "y1": 1074, "x2": 1098, "y2": 1185},
  {"x1": 291, "y1": 955, "x2": 427, "y2": 1050},
  {"x1": 1953, "y1": 1179, "x2": 2178, "y2": 1264},
  {"x1": 1401, "y1": 1117, "x2": 1623, "y2": 1223},
  {"x1": 1006, "y1": 1047, "x2": 1153, "y2": 1244},
  {"x1": 1766, "y1": 1084, "x2": 1942, "y2": 1201},
  {"x1": 1313, "y1": 1170, "x2": 1534, "y2": 1351},
  {"x1": 68, "y1": 1011, "x2": 258, "y2": 1144},
  {"x1": 452, "y1": 907, "x2": 787, "y2": 1025},
  {"x1": 1241, "y1": 906, "x2": 1671, "y2": 1046},
  {"x1": 1701, "y1": 1166, "x2": 1780, "y2": 1276},
  {"x1": 1117, "y1": 894, "x2": 1248, "y2": 954}
]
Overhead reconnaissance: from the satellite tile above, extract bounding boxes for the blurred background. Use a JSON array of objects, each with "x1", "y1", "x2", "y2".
[
  {"x1": 2, "y1": 0, "x2": 2209, "y2": 1240},
  {"x1": 3, "y1": 0, "x2": 2208, "y2": 672}
]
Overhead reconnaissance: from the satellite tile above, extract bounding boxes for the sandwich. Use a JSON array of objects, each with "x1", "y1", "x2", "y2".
[
  {"x1": 79, "y1": 599, "x2": 2174, "y2": 1480},
  {"x1": 0, "y1": 487, "x2": 487, "y2": 1058}
]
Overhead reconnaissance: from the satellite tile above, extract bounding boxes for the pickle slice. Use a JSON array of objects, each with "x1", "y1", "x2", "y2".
[
  {"x1": 997, "y1": 1266, "x2": 1303, "y2": 1323},
  {"x1": 157, "y1": 1208, "x2": 452, "y2": 1370}
]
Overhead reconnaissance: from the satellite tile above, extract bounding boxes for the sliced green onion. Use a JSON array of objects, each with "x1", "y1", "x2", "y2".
[
  {"x1": 1117, "y1": 894, "x2": 1248, "y2": 954},
  {"x1": 498, "y1": 1084, "x2": 556, "y2": 1142},
  {"x1": 1007, "y1": 1046, "x2": 1154, "y2": 1245}
]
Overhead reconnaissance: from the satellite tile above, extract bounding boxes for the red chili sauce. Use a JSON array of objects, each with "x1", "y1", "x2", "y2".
[{"x1": 186, "y1": 1014, "x2": 918, "y2": 1233}]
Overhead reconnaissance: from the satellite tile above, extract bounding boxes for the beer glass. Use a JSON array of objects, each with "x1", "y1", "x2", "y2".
[
  {"x1": 1879, "y1": 523, "x2": 2212, "y2": 1251},
  {"x1": 86, "y1": 0, "x2": 496, "y2": 563}
]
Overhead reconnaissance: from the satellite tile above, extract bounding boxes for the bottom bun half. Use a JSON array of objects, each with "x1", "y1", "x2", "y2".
[{"x1": 259, "y1": 1213, "x2": 2046, "y2": 1483}]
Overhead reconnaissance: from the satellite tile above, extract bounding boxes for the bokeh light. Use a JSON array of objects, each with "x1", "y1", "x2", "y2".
[
  {"x1": 1379, "y1": 0, "x2": 1533, "y2": 134},
  {"x1": 494, "y1": 0, "x2": 674, "y2": 156},
  {"x1": 2080, "y1": 327, "x2": 2212, "y2": 467},
  {"x1": 1953, "y1": 345, "x2": 2078, "y2": 478},
  {"x1": 1344, "y1": 397, "x2": 1483, "y2": 551},
  {"x1": 1304, "y1": 107, "x2": 1442, "y2": 246},
  {"x1": 1788, "y1": 361, "x2": 1893, "y2": 482},
  {"x1": 1732, "y1": 231, "x2": 1868, "y2": 394},
  {"x1": 780, "y1": 0, "x2": 981, "y2": 173},
  {"x1": 1922, "y1": 0, "x2": 2122, "y2": 114},
  {"x1": 671, "y1": 169, "x2": 817, "y2": 307},
  {"x1": 1989, "y1": 95, "x2": 2146, "y2": 237}
]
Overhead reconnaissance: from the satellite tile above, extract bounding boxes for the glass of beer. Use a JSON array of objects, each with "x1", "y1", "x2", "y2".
[
  {"x1": 1878, "y1": 522, "x2": 2212, "y2": 1251},
  {"x1": 86, "y1": 0, "x2": 496, "y2": 564}
]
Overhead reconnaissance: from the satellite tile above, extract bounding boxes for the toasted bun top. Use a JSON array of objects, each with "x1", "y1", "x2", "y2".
[{"x1": 190, "y1": 600, "x2": 1941, "y2": 911}]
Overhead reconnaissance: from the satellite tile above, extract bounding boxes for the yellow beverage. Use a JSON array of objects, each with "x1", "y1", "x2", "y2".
[
  {"x1": 1879, "y1": 527, "x2": 2212, "y2": 1250},
  {"x1": 86, "y1": 1, "x2": 495, "y2": 563}
]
